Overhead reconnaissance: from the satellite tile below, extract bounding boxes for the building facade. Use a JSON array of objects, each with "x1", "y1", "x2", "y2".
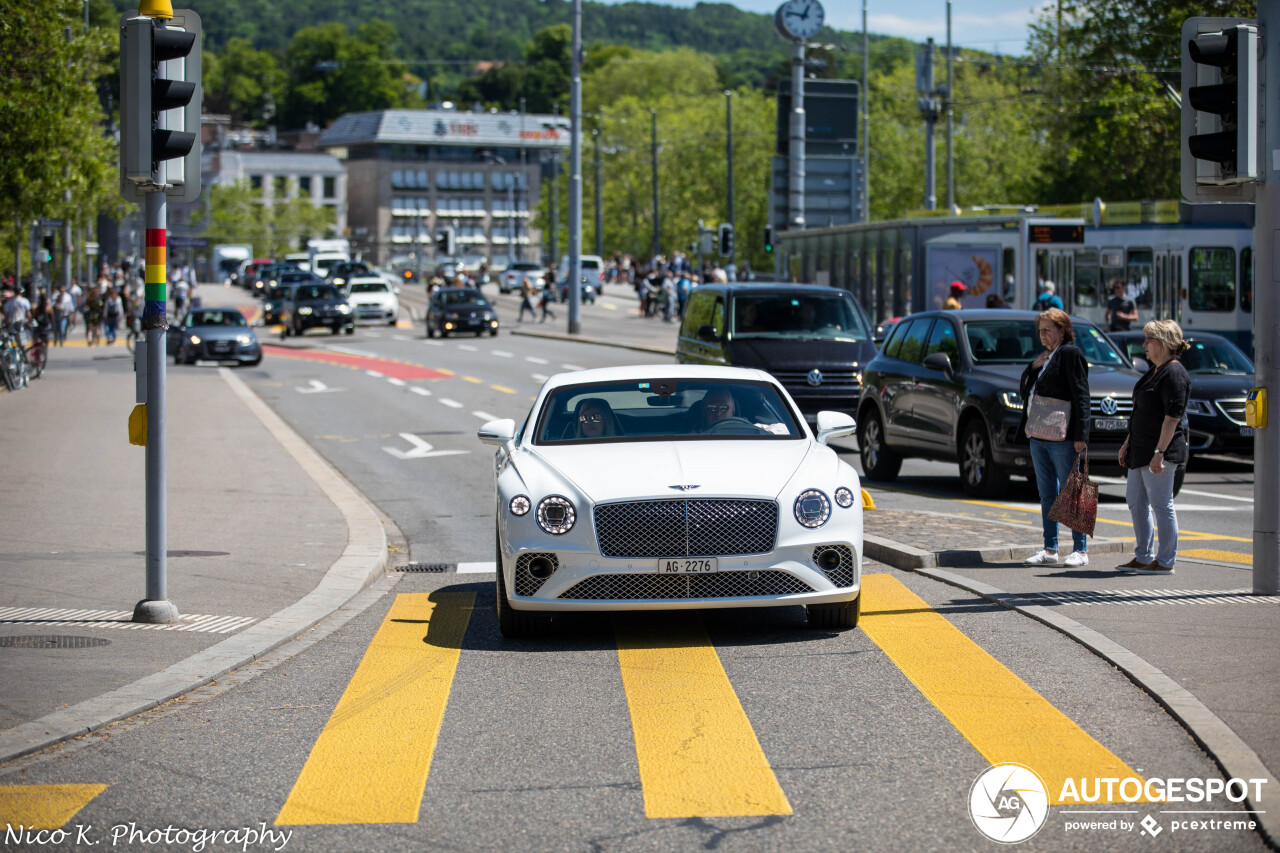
[
  {"x1": 318, "y1": 108, "x2": 569, "y2": 268},
  {"x1": 204, "y1": 148, "x2": 348, "y2": 235}
]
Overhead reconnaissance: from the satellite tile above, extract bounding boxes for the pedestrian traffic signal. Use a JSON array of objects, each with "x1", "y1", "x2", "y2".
[
  {"x1": 1181, "y1": 17, "x2": 1257, "y2": 201},
  {"x1": 718, "y1": 223, "x2": 734, "y2": 257},
  {"x1": 763, "y1": 225, "x2": 774, "y2": 254},
  {"x1": 42, "y1": 235, "x2": 55, "y2": 263},
  {"x1": 120, "y1": 9, "x2": 202, "y2": 202},
  {"x1": 436, "y1": 226, "x2": 456, "y2": 257}
]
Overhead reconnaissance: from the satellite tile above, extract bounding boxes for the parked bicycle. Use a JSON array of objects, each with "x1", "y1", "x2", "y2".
[
  {"x1": 24, "y1": 321, "x2": 49, "y2": 380},
  {"x1": 1, "y1": 324, "x2": 31, "y2": 391}
]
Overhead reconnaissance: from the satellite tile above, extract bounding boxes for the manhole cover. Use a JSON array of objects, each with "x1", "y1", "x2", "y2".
[
  {"x1": 398, "y1": 563, "x2": 452, "y2": 573},
  {"x1": 0, "y1": 635, "x2": 112, "y2": 649}
]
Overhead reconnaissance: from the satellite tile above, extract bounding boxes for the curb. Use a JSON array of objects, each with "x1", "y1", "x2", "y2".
[
  {"x1": 0, "y1": 368, "x2": 388, "y2": 765},
  {"x1": 865, "y1": 533, "x2": 1129, "y2": 570},
  {"x1": 508, "y1": 327, "x2": 676, "y2": 357},
  {"x1": 868, "y1": 535, "x2": 1278, "y2": 850}
]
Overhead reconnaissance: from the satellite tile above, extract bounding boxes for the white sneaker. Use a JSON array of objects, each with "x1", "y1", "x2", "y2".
[
  {"x1": 1024, "y1": 551, "x2": 1061, "y2": 565},
  {"x1": 1064, "y1": 552, "x2": 1089, "y2": 567}
]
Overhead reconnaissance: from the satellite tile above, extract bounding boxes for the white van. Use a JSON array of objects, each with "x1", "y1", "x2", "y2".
[{"x1": 558, "y1": 255, "x2": 605, "y2": 289}]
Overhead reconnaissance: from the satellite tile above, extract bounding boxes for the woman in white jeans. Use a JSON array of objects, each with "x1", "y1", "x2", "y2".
[{"x1": 1117, "y1": 320, "x2": 1191, "y2": 575}]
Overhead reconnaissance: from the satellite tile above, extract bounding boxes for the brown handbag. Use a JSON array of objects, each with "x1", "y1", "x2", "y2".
[{"x1": 1048, "y1": 449, "x2": 1099, "y2": 537}]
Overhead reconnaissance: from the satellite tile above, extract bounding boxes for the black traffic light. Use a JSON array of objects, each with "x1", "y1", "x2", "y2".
[
  {"x1": 435, "y1": 226, "x2": 456, "y2": 257},
  {"x1": 1181, "y1": 18, "x2": 1257, "y2": 197},
  {"x1": 717, "y1": 223, "x2": 734, "y2": 257},
  {"x1": 42, "y1": 235, "x2": 55, "y2": 263},
  {"x1": 121, "y1": 12, "x2": 202, "y2": 200},
  {"x1": 763, "y1": 225, "x2": 775, "y2": 254}
]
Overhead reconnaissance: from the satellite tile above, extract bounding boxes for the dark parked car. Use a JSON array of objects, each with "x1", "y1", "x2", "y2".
[
  {"x1": 426, "y1": 287, "x2": 499, "y2": 337},
  {"x1": 251, "y1": 262, "x2": 303, "y2": 298},
  {"x1": 857, "y1": 309, "x2": 1184, "y2": 497},
  {"x1": 327, "y1": 260, "x2": 370, "y2": 286},
  {"x1": 1109, "y1": 330, "x2": 1255, "y2": 456},
  {"x1": 168, "y1": 308, "x2": 262, "y2": 366},
  {"x1": 280, "y1": 283, "x2": 355, "y2": 337},
  {"x1": 676, "y1": 282, "x2": 877, "y2": 425}
]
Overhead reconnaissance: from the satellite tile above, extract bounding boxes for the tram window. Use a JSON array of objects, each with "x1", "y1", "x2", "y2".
[
  {"x1": 1127, "y1": 249, "x2": 1153, "y2": 308},
  {"x1": 1189, "y1": 247, "x2": 1236, "y2": 312},
  {"x1": 1001, "y1": 248, "x2": 1016, "y2": 305},
  {"x1": 1242, "y1": 247, "x2": 1252, "y2": 314},
  {"x1": 1074, "y1": 249, "x2": 1100, "y2": 307}
]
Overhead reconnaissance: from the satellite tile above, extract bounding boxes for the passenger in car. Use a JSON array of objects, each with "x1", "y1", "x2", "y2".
[{"x1": 572, "y1": 398, "x2": 621, "y2": 439}]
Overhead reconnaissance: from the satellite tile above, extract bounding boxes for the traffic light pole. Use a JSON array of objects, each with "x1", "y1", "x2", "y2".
[
  {"x1": 135, "y1": 178, "x2": 177, "y2": 623},
  {"x1": 1253, "y1": 3, "x2": 1279, "y2": 595}
]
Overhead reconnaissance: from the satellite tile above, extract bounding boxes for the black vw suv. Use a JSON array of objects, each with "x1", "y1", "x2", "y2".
[{"x1": 856, "y1": 309, "x2": 1183, "y2": 497}]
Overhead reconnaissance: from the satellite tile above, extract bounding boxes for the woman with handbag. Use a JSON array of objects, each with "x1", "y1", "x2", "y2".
[
  {"x1": 1020, "y1": 308, "x2": 1092, "y2": 566},
  {"x1": 1116, "y1": 320, "x2": 1192, "y2": 575}
]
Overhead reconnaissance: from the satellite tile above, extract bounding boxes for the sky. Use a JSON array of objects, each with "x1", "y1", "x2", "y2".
[{"x1": 595, "y1": 0, "x2": 1052, "y2": 56}]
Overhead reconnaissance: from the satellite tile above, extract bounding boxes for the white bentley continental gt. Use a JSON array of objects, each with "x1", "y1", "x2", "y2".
[{"x1": 477, "y1": 365, "x2": 864, "y2": 637}]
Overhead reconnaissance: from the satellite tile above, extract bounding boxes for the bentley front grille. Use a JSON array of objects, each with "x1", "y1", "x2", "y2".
[
  {"x1": 593, "y1": 499, "x2": 778, "y2": 558},
  {"x1": 558, "y1": 570, "x2": 813, "y2": 600}
]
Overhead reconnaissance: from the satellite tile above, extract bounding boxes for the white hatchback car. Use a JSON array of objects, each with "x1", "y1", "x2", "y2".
[
  {"x1": 478, "y1": 365, "x2": 864, "y2": 638},
  {"x1": 344, "y1": 275, "x2": 400, "y2": 326}
]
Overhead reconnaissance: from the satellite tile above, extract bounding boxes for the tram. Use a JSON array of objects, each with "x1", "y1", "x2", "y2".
[{"x1": 776, "y1": 203, "x2": 1256, "y2": 353}]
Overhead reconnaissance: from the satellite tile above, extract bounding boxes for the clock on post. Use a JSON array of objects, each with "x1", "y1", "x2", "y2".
[{"x1": 774, "y1": 0, "x2": 825, "y2": 41}]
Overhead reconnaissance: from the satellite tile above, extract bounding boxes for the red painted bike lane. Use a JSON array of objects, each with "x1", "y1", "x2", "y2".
[{"x1": 260, "y1": 344, "x2": 454, "y2": 381}]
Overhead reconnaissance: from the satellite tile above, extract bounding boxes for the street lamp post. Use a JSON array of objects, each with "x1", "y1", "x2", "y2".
[
  {"x1": 650, "y1": 108, "x2": 660, "y2": 259},
  {"x1": 594, "y1": 107, "x2": 603, "y2": 260}
]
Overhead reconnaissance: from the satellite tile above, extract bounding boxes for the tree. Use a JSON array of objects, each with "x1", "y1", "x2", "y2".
[
  {"x1": 204, "y1": 180, "x2": 335, "y2": 259},
  {"x1": 204, "y1": 38, "x2": 285, "y2": 126}
]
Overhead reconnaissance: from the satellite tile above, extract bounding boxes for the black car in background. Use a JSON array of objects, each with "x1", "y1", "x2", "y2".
[
  {"x1": 426, "y1": 287, "x2": 499, "y2": 337},
  {"x1": 1109, "y1": 330, "x2": 1255, "y2": 456},
  {"x1": 261, "y1": 283, "x2": 298, "y2": 327},
  {"x1": 676, "y1": 283, "x2": 877, "y2": 425},
  {"x1": 857, "y1": 309, "x2": 1184, "y2": 497},
  {"x1": 280, "y1": 283, "x2": 354, "y2": 336}
]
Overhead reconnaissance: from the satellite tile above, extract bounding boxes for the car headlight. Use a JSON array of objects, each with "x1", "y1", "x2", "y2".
[
  {"x1": 834, "y1": 487, "x2": 855, "y2": 508},
  {"x1": 1186, "y1": 399, "x2": 1214, "y2": 415},
  {"x1": 298, "y1": 306, "x2": 313, "y2": 315},
  {"x1": 188, "y1": 334, "x2": 201, "y2": 344},
  {"x1": 237, "y1": 335, "x2": 252, "y2": 345},
  {"x1": 999, "y1": 391, "x2": 1024, "y2": 411},
  {"x1": 338, "y1": 304, "x2": 351, "y2": 313},
  {"x1": 794, "y1": 489, "x2": 831, "y2": 528},
  {"x1": 536, "y1": 496, "x2": 576, "y2": 534},
  {"x1": 509, "y1": 495, "x2": 531, "y2": 516},
  {"x1": 334, "y1": 277, "x2": 345, "y2": 285}
]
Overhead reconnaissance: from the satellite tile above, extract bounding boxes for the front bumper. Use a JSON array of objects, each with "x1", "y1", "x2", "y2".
[
  {"x1": 191, "y1": 340, "x2": 260, "y2": 362},
  {"x1": 443, "y1": 316, "x2": 498, "y2": 333},
  {"x1": 353, "y1": 303, "x2": 397, "y2": 324}
]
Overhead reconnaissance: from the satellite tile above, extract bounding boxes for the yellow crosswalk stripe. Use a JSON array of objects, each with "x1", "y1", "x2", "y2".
[
  {"x1": 615, "y1": 615, "x2": 792, "y2": 818},
  {"x1": 860, "y1": 574, "x2": 1148, "y2": 804},
  {"x1": 1181, "y1": 548, "x2": 1252, "y2": 564},
  {"x1": 0, "y1": 785, "x2": 107, "y2": 829},
  {"x1": 275, "y1": 591, "x2": 474, "y2": 825}
]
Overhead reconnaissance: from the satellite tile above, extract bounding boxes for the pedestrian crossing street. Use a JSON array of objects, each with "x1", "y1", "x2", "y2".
[{"x1": 5, "y1": 574, "x2": 1158, "y2": 831}]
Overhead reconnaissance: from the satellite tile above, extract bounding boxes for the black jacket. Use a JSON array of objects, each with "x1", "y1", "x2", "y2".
[{"x1": 1018, "y1": 343, "x2": 1091, "y2": 443}]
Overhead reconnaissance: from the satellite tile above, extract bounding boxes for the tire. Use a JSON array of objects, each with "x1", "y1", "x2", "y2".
[
  {"x1": 440, "y1": 327, "x2": 449, "y2": 338},
  {"x1": 345, "y1": 325, "x2": 355, "y2": 335},
  {"x1": 490, "y1": 328, "x2": 498, "y2": 337},
  {"x1": 426, "y1": 323, "x2": 435, "y2": 338},
  {"x1": 242, "y1": 357, "x2": 262, "y2": 367},
  {"x1": 807, "y1": 594, "x2": 860, "y2": 630},
  {"x1": 858, "y1": 409, "x2": 902, "y2": 482},
  {"x1": 331, "y1": 324, "x2": 340, "y2": 335},
  {"x1": 495, "y1": 533, "x2": 549, "y2": 639},
  {"x1": 959, "y1": 420, "x2": 1010, "y2": 498}
]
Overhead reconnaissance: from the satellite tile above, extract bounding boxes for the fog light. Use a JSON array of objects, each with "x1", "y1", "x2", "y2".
[
  {"x1": 1014, "y1": 457, "x2": 1028, "y2": 467},
  {"x1": 528, "y1": 556, "x2": 555, "y2": 579},
  {"x1": 816, "y1": 548, "x2": 843, "y2": 571},
  {"x1": 444, "y1": 322, "x2": 454, "y2": 330}
]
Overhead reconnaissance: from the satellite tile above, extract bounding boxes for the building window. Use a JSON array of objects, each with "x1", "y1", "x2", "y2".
[
  {"x1": 273, "y1": 176, "x2": 289, "y2": 198},
  {"x1": 323, "y1": 176, "x2": 336, "y2": 199},
  {"x1": 298, "y1": 176, "x2": 312, "y2": 196},
  {"x1": 249, "y1": 174, "x2": 263, "y2": 191}
]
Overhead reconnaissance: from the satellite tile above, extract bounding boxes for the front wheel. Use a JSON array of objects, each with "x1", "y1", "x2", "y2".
[
  {"x1": 807, "y1": 594, "x2": 860, "y2": 630},
  {"x1": 858, "y1": 410, "x2": 902, "y2": 482},
  {"x1": 495, "y1": 534, "x2": 549, "y2": 639},
  {"x1": 959, "y1": 420, "x2": 1010, "y2": 498}
]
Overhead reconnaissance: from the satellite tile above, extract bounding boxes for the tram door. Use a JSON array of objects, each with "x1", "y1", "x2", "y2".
[
  {"x1": 1034, "y1": 249, "x2": 1075, "y2": 306},
  {"x1": 1153, "y1": 250, "x2": 1182, "y2": 324}
]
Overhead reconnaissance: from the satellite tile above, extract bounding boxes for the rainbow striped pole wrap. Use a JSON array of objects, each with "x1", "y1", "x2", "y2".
[{"x1": 143, "y1": 227, "x2": 167, "y2": 324}]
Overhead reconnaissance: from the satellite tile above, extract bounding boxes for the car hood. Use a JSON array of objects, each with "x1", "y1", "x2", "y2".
[
  {"x1": 728, "y1": 338, "x2": 877, "y2": 370},
  {"x1": 526, "y1": 440, "x2": 818, "y2": 503},
  {"x1": 1185, "y1": 373, "x2": 1253, "y2": 399},
  {"x1": 967, "y1": 362, "x2": 1141, "y2": 396}
]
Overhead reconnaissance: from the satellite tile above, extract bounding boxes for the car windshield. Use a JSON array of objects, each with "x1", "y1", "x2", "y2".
[
  {"x1": 348, "y1": 282, "x2": 388, "y2": 294},
  {"x1": 512, "y1": 263, "x2": 540, "y2": 271},
  {"x1": 188, "y1": 311, "x2": 246, "y2": 327},
  {"x1": 267, "y1": 286, "x2": 292, "y2": 299},
  {"x1": 731, "y1": 293, "x2": 871, "y2": 342},
  {"x1": 295, "y1": 285, "x2": 339, "y2": 301},
  {"x1": 442, "y1": 289, "x2": 485, "y2": 306},
  {"x1": 964, "y1": 319, "x2": 1126, "y2": 366},
  {"x1": 1182, "y1": 338, "x2": 1253, "y2": 374},
  {"x1": 535, "y1": 379, "x2": 803, "y2": 444}
]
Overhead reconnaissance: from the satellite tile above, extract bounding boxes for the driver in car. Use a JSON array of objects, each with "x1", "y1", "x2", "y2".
[{"x1": 698, "y1": 388, "x2": 737, "y2": 431}]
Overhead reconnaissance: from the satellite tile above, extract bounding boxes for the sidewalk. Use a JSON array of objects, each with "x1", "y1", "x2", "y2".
[{"x1": 0, "y1": 334, "x2": 387, "y2": 761}]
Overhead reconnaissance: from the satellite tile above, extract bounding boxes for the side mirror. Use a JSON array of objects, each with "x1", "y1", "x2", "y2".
[
  {"x1": 923, "y1": 352, "x2": 953, "y2": 376},
  {"x1": 815, "y1": 411, "x2": 856, "y2": 445},
  {"x1": 393, "y1": 286, "x2": 401, "y2": 295},
  {"x1": 697, "y1": 324, "x2": 722, "y2": 343},
  {"x1": 478, "y1": 418, "x2": 516, "y2": 446},
  {"x1": 1132, "y1": 356, "x2": 1150, "y2": 372}
]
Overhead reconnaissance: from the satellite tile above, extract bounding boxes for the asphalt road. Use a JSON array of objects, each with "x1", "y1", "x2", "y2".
[{"x1": 2, "y1": 310, "x2": 1266, "y2": 852}]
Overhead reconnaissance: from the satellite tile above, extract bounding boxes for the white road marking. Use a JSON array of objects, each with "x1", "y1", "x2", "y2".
[
  {"x1": 473, "y1": 410, "x2": 500, "y2": 422},
  {"x1": 387, "y1": 378, "x2": 406, "y2": 386},
  {"x1": 410, "y1": 386, "x2": 432, "y2": 396},
  {"x1": 456, "y1": 562, "x2": 496, "y2": 574},
  {"x1": 1092, "y1": 475, "x2": 1254, "y2": 503},
  {"x1": 531, "y1": 373, "x2": 548, "y2": 381},
  {"x1": 492, "y1": 350, "x2": 513, "y2": 357},
  {"x1": 393, "y1": 335, "x2": 412, "y2": 342},
  {"x1": 366, "y1": 332, "x2": 382, "y2": 338},
  {"x1": 365, "y1": 370, "x2": 384, "y2": 378},
  {"x1": 525, "y1": 356, "x2": 549, "y2": 364},
  {"x1": 423, "y1": 339, "x2": 444, "y2": 346},
  {"x1": 439, "y1": 398, "x2": 464, "y2": 408},
  {"x1": 296, "y1": 379, "x2": 341, "y2": 394},
  {"x1": 458, "y1": 344, "x2": 478, "y2": 352},
  {"x1": 327, "y1": 345, "x2": 376, "y2": 357},
  {"x1": 382, "y1": 432, "x2": 469, "y2": 460},
  {"x1": 561, "y1": 363, "x2": 584, "y2": 371}
]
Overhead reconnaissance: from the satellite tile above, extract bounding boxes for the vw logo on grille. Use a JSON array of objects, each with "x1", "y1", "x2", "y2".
[
  {"x1": 807, "y1": 369, "x2": 823, "y2": 387},
  {"x1": 1100, "y1": 396, "x2": 1119, "y2": 415}
]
